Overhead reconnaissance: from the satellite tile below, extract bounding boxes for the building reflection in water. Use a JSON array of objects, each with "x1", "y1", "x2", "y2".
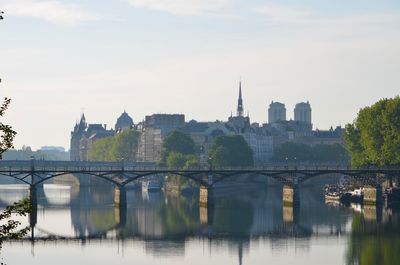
[{"x1": 1, "y1": 181, "x2": 400, "y2": 265}]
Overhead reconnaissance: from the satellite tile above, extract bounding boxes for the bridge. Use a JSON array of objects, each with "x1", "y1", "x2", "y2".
[
  {"x1": 1, "y1": 160, "x2": 399, "y2": 187},
  {"x1": 0, "y1": 160, "x2": 399, "y2": 218}
]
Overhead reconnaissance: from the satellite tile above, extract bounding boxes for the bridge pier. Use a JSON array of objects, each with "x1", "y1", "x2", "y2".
[
  {"x1": 364, "y1": 185, "x2": 383, "y2": 205},
  {"x1": 114, "y1": 203, "x2": 127, "y2": 228},
  {"x1": 114, "y1": 187, "x2": 127, "y2": 227},
  {"x1": 31, "y1": 174, "x2": 44, "y2": 187},
  {"x1": 199, "y1": 186, "x2": 214, "y2": 208},
  {"x1": 283, "y1": 204, "x2": 299, "y2": 224},
  {"x1": 282, "y1": 184, "x2": 300, "y2": 207},
  {"x1": 28, "y1": 187, "x2": 38, "y2": 227},
  {"x1": 199, "y1": 201, "x2": 214, "y2": 238},
  {"x1": 114, "y1": 186, "x2": 127, "y2": 207}
]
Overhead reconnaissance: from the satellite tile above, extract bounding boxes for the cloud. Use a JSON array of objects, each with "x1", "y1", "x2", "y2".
[
  {"x1": 126, "y1": 0, "x2": 230, "y2": 16},
  {"x1": 0, "y1": 0, "x2": 100, "y2": 25},
  {"x1": 254, "y1": 4, "x2": 312, "y2": 23}
]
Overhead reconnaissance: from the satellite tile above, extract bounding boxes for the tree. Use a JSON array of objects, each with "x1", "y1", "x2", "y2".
[
  {"x1": 110, "y1": 129, "x2": 140, "y2": 162},
  {"x1": 0, "y1": 98, "x2": 16, "y2": 159},
  {"x1": 209, "y1": 135, "x2": 253, "y2": 167},
  {"x1": 0, "y1": 48, "x2": 31, "y2": 246},
  {"x1": 160, "y1": 130, "x2": 195, "y2": 165},
  {"x1": 88, "y1": 137, "x2": 115, "y2": 161},
  {"x1": 273, "y1": 142, "x2": 349, "y2": 163},
  {"x1": 0, "y1": 200, "x2": 30, "y2": 244},
  {"x1": 344, "y1": 97, "x2": 400, "y2": 167},
  {"x1": 88, "y1": 129, "x2": 140, "y2": 162}
]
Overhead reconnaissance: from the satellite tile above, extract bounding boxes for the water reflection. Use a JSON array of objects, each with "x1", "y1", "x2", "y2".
[
  {"x1": 0, "y1": 183, "x2": 399, "y2": 265},
  {"x1": 346, "y1": 206, "x2": 400, "y2": 265}
]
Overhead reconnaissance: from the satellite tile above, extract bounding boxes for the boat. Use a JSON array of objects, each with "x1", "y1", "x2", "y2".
[
  {"x1": 348, "y1": 188, "x2": 364, "y2": 203},
  {"x1": 325, "y1": 184, "x2": 364, "y2": 205},
  {"x1": 324, "y1": 185, "x2": 351, "y2": 203},
  {"x1": 142, "y1": 180, "x2": 161, "y2": 192},
  {"x1": 325, "y1": 185, "x2": 342, "y2": 201}
]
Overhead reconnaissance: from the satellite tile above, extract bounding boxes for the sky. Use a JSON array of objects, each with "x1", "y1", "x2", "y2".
[{"x1": 0, "y1": 0, "x2": 399, "y2": 150}]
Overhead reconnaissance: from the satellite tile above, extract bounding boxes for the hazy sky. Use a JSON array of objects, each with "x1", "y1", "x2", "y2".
[{"x1": 1, "y1": 0, "x2": 399, "y2": 150}]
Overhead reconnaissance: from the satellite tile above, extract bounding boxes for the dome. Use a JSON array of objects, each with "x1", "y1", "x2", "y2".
[{"x1": 115, "y1": 111, "x2": 134, "y2": 131}]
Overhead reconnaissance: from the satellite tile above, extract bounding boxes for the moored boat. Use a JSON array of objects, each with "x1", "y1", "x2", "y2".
[{"x1": 142, "y1": 180, "x2": 161, "y2": 192}]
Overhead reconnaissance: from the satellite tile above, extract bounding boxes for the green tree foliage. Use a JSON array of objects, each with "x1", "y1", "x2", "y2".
[
  {"x1": 273, "y1": 142, "x2": 349, "y2": 163},
  {"x1": 110, "y1": 129, "x2": 140, "y2": 162},
  {"x1": 165, "y1": 152, "x2": 199, "y2": 188},
  {"x1": 209, "y1": 135, "x2": 253, "y2": 167},
  {"x1": 0, "y1": 199, "x2": 30, "y2": 243},
  {"x1": 88, "y1": 137, "x2": 114, "y2": 161},
  {"x1": 88, "y1": 129, "x2": 140, "y2": 162},
  {"x1": 0, "y1": 13, "x2": 31, "y2": 250},
  {"x1": 160, "y1": 131, "x2": 198, "y2": 188},
  {"x1": 166, "y1": 152, "x2": 198, "y2": 168},
  {"x1": 0, "y1": 98, "x2": 16, "y2": 159},
  {"x1": 160, "y1": 130, "x2": 195, "y2": 165},
  {"x1": 344, "y1": 97, "x2": 400, "y2": 167}
]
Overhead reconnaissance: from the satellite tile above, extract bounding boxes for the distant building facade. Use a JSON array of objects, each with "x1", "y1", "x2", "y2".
[
  {"x1": 70, "y1": 83, "x2": 344, "y2": 163},
  {"x1": 294, "y1": 102, "x2": 312, "y2": 125},
  {"x1": 70, "y1": 112, "x2": 134, "y2": 161},
  {"x1": 136, "y1": 114, "x2": 185, "y2": 162},
  {"x1": 115, "y1": 111, "x2": 134, "y2": 132},
  {"x1": 268, "y1": 101, "x2": 286, "y2": 123},
  {"x1": 226, "y1": 83, "x2": 274, "y2": 164},
  {"x1": 263, "y1": 99, "x2": 343, "y2": 148}
]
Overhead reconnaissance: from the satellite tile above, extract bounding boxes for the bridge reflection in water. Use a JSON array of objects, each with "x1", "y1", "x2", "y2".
[{"x1": 1, "y1": 183, "x2": 400, "y2": 265}]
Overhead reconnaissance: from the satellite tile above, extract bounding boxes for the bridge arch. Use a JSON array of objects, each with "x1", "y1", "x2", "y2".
[
  {"x1": 34, "y1": 172, "x2": 123, "y2": 187},
  {"x1": 120, "y1": 171, "x2": 209, "y2": 187},
  {"x1": 299, "y1": 171, "x2": 379, "y2": 184},
  {"x1": 209, "y1": 171, "x2": 305, "y2": 187},
  {"x1": 0, "y1": 173, "x2": 31, "y2": 185}
]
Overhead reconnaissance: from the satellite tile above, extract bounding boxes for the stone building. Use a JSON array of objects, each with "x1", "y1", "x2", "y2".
[
  {"x1": 294, "y1": 102, "x2": 312, "y2": 125},
  {"x1": 268, "y1": 101, "x2": 286, "y2": 123},
  {"x1": 115, "y1": 111, "x2": 134, "y2": 132},
  {"x1": 70, "y1": 112, "x2": 134, "y2": 161},
  {"x1": 136, "y1": 114, "x2": 185, "y2": 162}
]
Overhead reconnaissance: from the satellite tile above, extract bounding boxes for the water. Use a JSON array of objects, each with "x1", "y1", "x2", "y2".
[{"x1": 0, "y1": 183, "x2": 399, "y2": 265}]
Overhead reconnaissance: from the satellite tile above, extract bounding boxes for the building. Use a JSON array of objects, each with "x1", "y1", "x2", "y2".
[
  {"x1": 115, "y1": 111, "x2": 134, "y2": 132},
  {"x1": 227, "y1": 83, "x2": 274, "y2": 164},
  {"x1": 70, "y1": 113, "x2": 120, "y2": 161},
  {"x1": 70, "y1": 114, "x2": 87, "y2": 161},
  {"x1": 183, "y1": 120, "x2": 232, "y2": 164},
  {"x1": 294, "y1": 102, "x2": 312, "y2": 125},
  {"x1": 268, "y1": 101, "x2": 286, "y2": 123},
  {"x1": 136, "y1": 114, "x2": 185, "y2": 162}
]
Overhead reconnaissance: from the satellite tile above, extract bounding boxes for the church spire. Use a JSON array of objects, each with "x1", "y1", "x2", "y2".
[{"x1": 237, "y1": 81, "x2": 243, "y2": 116}]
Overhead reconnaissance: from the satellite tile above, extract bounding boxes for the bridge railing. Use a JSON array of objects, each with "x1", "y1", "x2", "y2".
[{"x1": 0, "y1": 160, "x2": 399, "y2": 172}]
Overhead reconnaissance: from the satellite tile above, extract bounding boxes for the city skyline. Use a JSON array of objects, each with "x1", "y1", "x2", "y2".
[{"x1": 1, "y1": 0, "x2": 399, "y2": 149}]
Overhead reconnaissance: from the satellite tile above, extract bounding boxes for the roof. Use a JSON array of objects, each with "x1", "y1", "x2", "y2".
[{"x1": 115, "y1": 111, "x2": 134, "y2": 130}]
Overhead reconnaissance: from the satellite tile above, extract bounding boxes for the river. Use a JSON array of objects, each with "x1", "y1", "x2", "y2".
[{"x1": 0, "y1": 183, "x2": 399, "y2": 265}]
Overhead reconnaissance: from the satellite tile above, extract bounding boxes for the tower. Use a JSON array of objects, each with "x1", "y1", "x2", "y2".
[
  {"x1": 237, "y1": 81, "x2": 244, "y2": 117},
  {"x1": 70, "y1": 113, "x2": 87, "y2": 161},
  {"x1": 268, "y1": 101, "x2": 286, "y2": 123},
  {"x1": 294, "y1": 101, "x2": 312, "y2": 124}
]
